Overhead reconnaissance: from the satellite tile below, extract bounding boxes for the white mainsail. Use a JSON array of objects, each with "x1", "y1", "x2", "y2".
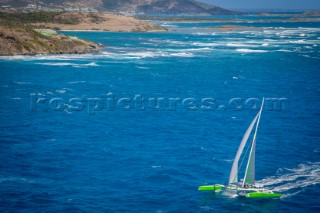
[
  {"x1": 243, "y1": 98, "x2": 264, "y2": 186},
  {"x1": 228, "y1": 98, "x2": 265, "y2": 185},
  {"x1": 228, "y1": 113, "x2": 259, "y2": 184}
]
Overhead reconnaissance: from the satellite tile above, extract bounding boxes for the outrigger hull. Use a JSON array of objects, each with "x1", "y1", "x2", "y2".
[
  {"x1": 198, "y1": 185, "x2": 224, "y2": 192},
  {"x1": 246, "y1": 192, "x2": 282, "y2": 199}
]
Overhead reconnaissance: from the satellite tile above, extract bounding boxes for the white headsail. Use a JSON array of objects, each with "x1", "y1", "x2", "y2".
[{"x1": 228, "y1": 98, "x2": 265, "y2": 185}]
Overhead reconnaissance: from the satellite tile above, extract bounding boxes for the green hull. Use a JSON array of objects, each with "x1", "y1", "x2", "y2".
[
  {"x1": 246, "y1": 192, "x2": 282, "y2": 198},
  {"x1": 198, "y1": 185, "x2": 224, "y2": 191}
]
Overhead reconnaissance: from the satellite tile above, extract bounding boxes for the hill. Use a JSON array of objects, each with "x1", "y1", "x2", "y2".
[
  {"x1": 0, "y1": 11, "x2": 166, "y2": 32},
  {"x1": 0, "y1": 0, "x2": 242, "y2": 15},
  {"x1": 0, "y1": 19, "x2": 100, "y2": 56}
]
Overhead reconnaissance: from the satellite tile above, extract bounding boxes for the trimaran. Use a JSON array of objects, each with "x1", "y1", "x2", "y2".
[{"x1": 198, "y1": 98, "x2": 282, "y2": 198}]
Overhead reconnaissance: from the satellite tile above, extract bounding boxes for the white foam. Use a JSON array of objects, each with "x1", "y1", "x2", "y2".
[
  {"x1": 192, "y1": 32, "x2": 209, "y2": 35},
  {"x1": 123, "y1": 51, "x2": 159, "y2": 58},
  {"x1": 256, "y1": 162, "x2": 320, "y2": 198},
  {"x1": 37, "y1": 62, "x2": 75, "y2": 66},
  {"x1": 136, "y1": 66, "x2": 150, "y2": 70},
  {"x1": 290, "y1": 39, "x2": 310, "y2": 44},
  {"x1": 236, "y1": 49, "x2": 268, "y2": 53},
  {"x1": 276, "y1": 49, "x2": 294, "y2": 52},
  {"x1": 37, "y1": 62, "x2": 99, "y2": 68},
  {"x1": 168, "y1": 47, "x2": 212, "y2": 52},
  {"x1": 13, "y1": 81, "x2": 31, "y2": 85},
  {"x1": 68, "y1": 81, "x2": 86, "y2": 84},
  {"x1": 73, "y1": 62, "x2": 99, "y2": 68},
  {"x1": 227, "y1": 43, "x2": 256, "y2": 47},
  {"x1": 169, "y1": 52, "x2": 194, "y2": 57},
  {"x1": 161, "y1": 23, "x2": 177, "y2": 28},
  {"x1": 166, "y1": 40, "x2": 189, "y2": 45},
  {"x1": 1, "y1": 54, "x2": 93, "y2": 61},
  {"x1": 192, "y1": 42, "x2": 218, "y2": 47},
  {"x1": 55, "y1": 90, "x2": 66, "y2": 94}
]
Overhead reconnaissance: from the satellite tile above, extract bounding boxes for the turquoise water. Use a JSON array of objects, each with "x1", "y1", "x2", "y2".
[{"x1": 0, "y1": 17, "x2": 320, "y2": 212}]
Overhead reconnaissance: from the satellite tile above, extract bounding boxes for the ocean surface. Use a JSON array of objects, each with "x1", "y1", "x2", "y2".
[{"x1": 0, "y1": 15, "x2": 320, "y2": 212}]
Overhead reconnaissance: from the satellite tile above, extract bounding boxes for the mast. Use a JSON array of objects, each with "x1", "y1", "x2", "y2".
[{"x1": 242, "y1": 98, "x2": 265, "y2": 187}]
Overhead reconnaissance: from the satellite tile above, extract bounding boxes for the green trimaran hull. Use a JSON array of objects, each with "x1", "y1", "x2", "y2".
[
  {"x1": 198, "y1": 185, "x2": 282, "y2": 198},
  {"x1": 198, "y1": 185, "x2": 224, "y2": 192},
  {"x1": 198, "y1": 99, "x2": 282, "y2": 199}
]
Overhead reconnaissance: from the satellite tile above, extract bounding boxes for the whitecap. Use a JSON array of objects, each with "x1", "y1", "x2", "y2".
[
  {"x1": 290, "y1": 39, "x2": 309, "y2": 44},
  {"x1": 227, "y1": 43, "x2": 255, "y2": 47},
  {"x1": 37, "y1": 62, "x2": 76, "y2": 66},
  {"x1": 192, "y1": 32, "x2": 209, "y2": 35},
  {"x1": 13, "y1": 81, "x2": 31, "y2": 85},
  {"x1": 68, "y1": 81, "x2": 86, "y2": 84},
  {"x1": 236, "y1": 49, "x2": 268, "y2": 53},
  {"x1": 168, "y1": 47, "x2": 212, "y2": 52},
  {"x1": 192, "y1": 42, "x2": 218, "y2": 47},
  {"x1": 72, "y1": 62, "x2": 100, "y2": 68},
  {"x1": 276, "y1": 49, "x2": 294, "y2": 52},
  {"x1": 1, "y1": 54, "x2": 93, "y2": 61},
  {"x1": 161, "y1": 24, "x2": 177, "y2": 28},
  {"x1": 136, "y1": 66, "x2": 150, "y2": 70},
  {"x1": 166, "y1": 40, "x2": 189, "y2": 45},
  {"x1": 37, "y1": 62, "x2": 99, "y2": 68},
  {"x1": 123, "y1": 52, "x2": 159, "y2": 58},
  {"x1": 169, "y1": 52, "x2": 194, "y2": 57},
  {"x1": 55, "y1": 90, "x2": 66, "y2": 94}
]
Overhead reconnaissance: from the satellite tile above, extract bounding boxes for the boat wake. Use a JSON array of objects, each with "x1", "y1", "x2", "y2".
[{"x1": 256, "y1": 162, "x2": 320, "y2": 198}]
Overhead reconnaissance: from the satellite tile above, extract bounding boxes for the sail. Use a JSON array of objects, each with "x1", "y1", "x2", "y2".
[
  {"x1": 228, "y1": 113, "x2": 260, "y2": 184},
  {"x1": 243, "y1": 138, "x2": 256, "y2": 185},
  {"x1": 243, "y1": 98, "x2": 264, "y2": 186}
]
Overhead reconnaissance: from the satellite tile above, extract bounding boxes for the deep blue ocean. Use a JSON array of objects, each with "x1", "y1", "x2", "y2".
[{"x1": 0, "y1": 16, "x2": 320, "y2": 212}]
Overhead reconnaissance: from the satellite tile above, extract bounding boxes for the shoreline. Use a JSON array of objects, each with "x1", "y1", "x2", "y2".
[
  {"x1": 59, "y1": 29, "x2": 166, "y2": 32},
  {"x1": 0, "y1": 11, "x2": 167, "y2": 56}
]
